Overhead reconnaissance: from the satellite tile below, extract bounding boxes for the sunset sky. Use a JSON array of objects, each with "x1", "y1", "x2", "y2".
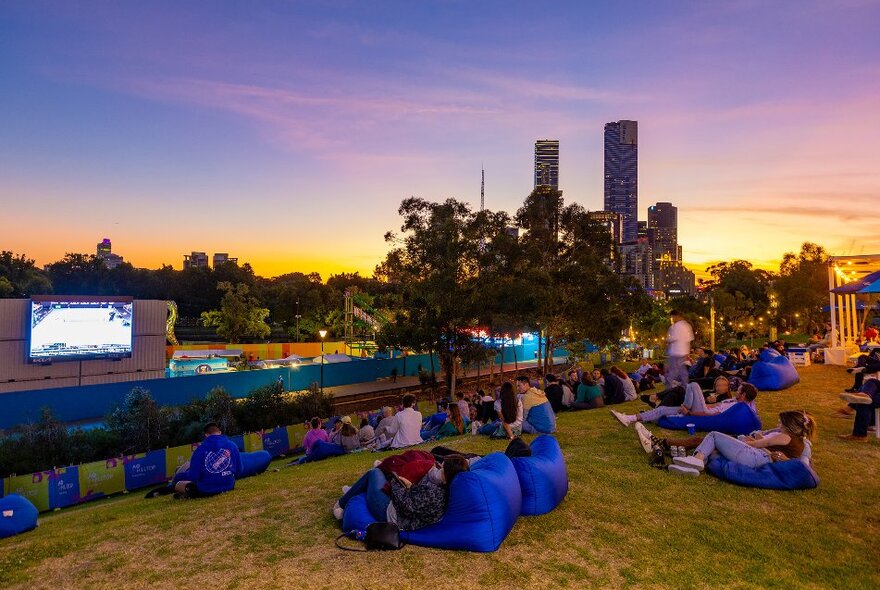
[{"x1": 2, "y1": 1, "x2": 879, "y2": 280}]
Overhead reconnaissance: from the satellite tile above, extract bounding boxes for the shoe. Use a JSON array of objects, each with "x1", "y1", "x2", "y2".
[
  {"x1": 840, "y1": 392, "x2": 872, "y2": 405},
  {"x1": 634, "y1": 422, "x2": 653, "y2": 454},
  {"x1": 172, "y1": 493, "x2": 184, "y2": 500},
  {"x1": 843, "y1": 387, "x2": 859, "y2": 393},
  {"x1": 610, "y1": 410, "x2": 634, "y2": 427},
  {"x1": 832, "y1": 408, "x2": 855, "y2": 419},
  {"x1": 373, "y1": 459, "x2": 383, "y2": 468},
  {"x1": 668, "y1": 464, "x2": 700, "y2": 477},
  {"x1": 342, "y1": 485, "x2": 351, "y2": 494},
  {"x1": 332, "y1": 501, "x2": 344, "y2": 520},
  {"x1": 868, "y1": 426, "x2": 877, "y2": 433},
  {"x1": 837, "y1": 434, "x2": 869, "y2": 442},
  {"x1": 672, "y1": 455, "x2": 704, "y2": 471}
]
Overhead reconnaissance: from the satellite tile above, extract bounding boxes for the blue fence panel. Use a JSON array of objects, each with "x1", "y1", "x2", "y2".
[{"x1": 123, "y1": 450, "x2": 168, "y2": 491}]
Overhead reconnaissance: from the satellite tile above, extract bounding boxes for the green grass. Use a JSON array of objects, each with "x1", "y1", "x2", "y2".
[{"x1": 2, "y1": 365, "x2": 879, "y2": 589}]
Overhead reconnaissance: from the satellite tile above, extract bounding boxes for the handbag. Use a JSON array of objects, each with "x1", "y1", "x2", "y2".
[{"x1": 336, "y1": 522, "x2": 405, "y2": 552}]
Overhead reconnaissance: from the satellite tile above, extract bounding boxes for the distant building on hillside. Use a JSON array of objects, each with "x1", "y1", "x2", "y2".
[
  {"x1": 183, "y1": 251, "x2": 209, "y2": 270},
  {"x1": 96, "y1": 238, "x2": 123, "y2": 269},
  {"x1": 212, "y1": 253, "x2": 238, "y2": 267},
  {"x1": 656, "y1": 256, "x2": 696, "y2": 297}
]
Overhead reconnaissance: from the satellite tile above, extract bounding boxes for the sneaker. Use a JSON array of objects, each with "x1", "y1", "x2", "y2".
[
  {"x1": 342, "y1": 485, "x2": 351, "y2": 495},
  {"x1": 634, "y1": 422, "x2": 653, "y2": 454},
  {"x1": 672, "y1": 455, "x2": 704, "y2": 471},
  {"x1": 373, "y1": 459, "x2": 383, "y2": 468},
  {"x1": 610, "y1": 410, "x2": 634, "y2": 427},
  {"x1": 668, "y1": 464, "x2": 700, "y2": 477},
  {"x1": 332, "y1": 501, "x2": 344, "y2": 520},
  {"x1": 840, "y1": 392, "x2": 873, "y2": 405},
  {"x1": 837, "y1": 434, "x2": 869, "y2": 442},
  {"x1": 832, "y1": 408, "x2": 855, "y2": 419}
]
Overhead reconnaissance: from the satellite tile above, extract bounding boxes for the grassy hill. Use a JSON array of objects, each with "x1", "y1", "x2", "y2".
[{"x1": 1, "y1": 364, "x2": 878, "y2": 589}]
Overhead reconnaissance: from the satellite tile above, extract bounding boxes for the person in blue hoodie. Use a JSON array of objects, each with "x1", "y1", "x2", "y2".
[{"x1": 173, "y1": 422, "x2": 242, "y2": 499}]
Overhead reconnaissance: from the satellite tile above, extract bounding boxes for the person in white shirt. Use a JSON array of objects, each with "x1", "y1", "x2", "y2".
[
  {"x1": 390, "y1": 394, "x2": 424, "y2": 449},
  {"x1": 666, "y1": 310, "x2": 694, "y2": 387}
]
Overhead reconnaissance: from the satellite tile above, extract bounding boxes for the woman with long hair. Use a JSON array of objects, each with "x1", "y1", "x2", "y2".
[
  {"x1": 670, "y1": 410, "x2": 816, "y2": 476},
  {"x1": 435, "y1": 403, "x2": 466, "y2": 438}
]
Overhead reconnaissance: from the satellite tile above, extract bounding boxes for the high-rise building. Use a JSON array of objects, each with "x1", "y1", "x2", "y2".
[
  {"x1": 534, "y1": 140, "x2": 559, "y2": 189},
  {"x1": 586, "y1": 210, "x2": 622, "y2": 263},
  {"x1": 183, "y1": 252, "x2": 209, "y2": 269},
  {"x1": 604, "y1": 120, "x2": 638, "y2": 242},
  {"x1": 96, "y1": 238, "x2": 123, "y2": 269},
  {"x1": 648, "y1": 202, "x2": 678, "y2": 261},
  {"x1": 213, "y1": 253, "x2": 238, "y2": 267},
  {"x1": 656, "y1": 257, "x2": 696, "y2": 297},
  {"x1": 620, "y1": 238, "x2": 654, "y2": 291}
]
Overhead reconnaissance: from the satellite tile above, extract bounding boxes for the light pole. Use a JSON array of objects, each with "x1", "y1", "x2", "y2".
[
  {"x1": 319, "y1": 329, "x2": 327, "y2": 393},
  {"x1": 295, "y1": 300, "x2": 301, "y2": 343}
]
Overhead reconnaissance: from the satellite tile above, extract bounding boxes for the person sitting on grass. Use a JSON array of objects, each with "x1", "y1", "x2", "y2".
[
  {"x1": 572, "y1": 373, "x2": 604, "y2": 410},
  {"x1": 303, "y1": 416, "x2": 330, "y2": 456},
  {"x1": 332, "y1": 416, "x2": 361, "y2": 452},
  {"x1": 170, "y1": 422, "x2": 242, "y2": 499},
  {"x1": 389, "y1": 394, "x2": 424, "y2": 449},
  {"x1": 332, "y1": 454, "x2": 471, "y2": 530},
  {"x1": 374, "y1": 407, "x2": 398, "y2": 447},
  {"x1": 479, "y1": 382, "x2": 523, "y2": 439},
  {"x1": 601, "y1": 369, "x2": 626, "y2": 405},
  {"x1": 668, "y1": 410, "x2": 815, "y2": 477},
  {"x1": 612, "y1": 382, "x2": 758, "y2": 427},
  {"x1": 610, "y1": 366, "x2": 638, "y2": 401},
  {"x1": 640, "y1": 376, "x2": 731, "y2": 408},
  {"x1": 544, "y1": 374, "x2": 566, "y2": 413},
  {"x1": 434, "y1": 404, "x2": 468, "y2": 439},
  {"x1": 838, "y1": 376, "x2": 880, "y2": 442},
  {"x1": 358, "y1": 418, "x2": 376, "y2": 450}
]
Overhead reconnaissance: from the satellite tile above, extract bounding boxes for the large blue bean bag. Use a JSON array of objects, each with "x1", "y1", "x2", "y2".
[
  {"x1": 510, "y1": 435, "x2": 568, "y2": 516},
  {"x1": 657, "y1": 402, "x2": 762, "y2": 436},
  {"x1": 706, "y1": 456, "x2": 819, "y2": 490},
  {"x1": 238, "y1": 450, "x2": 272, "y2": 478},
  {"x1": 341, "y1": 452, "x2": 521, "y2": 552},
  {"x1": 749, "y1": 349, "x2": 800, "y2": 391},
  {"x1": 524, "y1": 402, "x2": 556, "y2": 434},
  {"x1": 304, "y1": 440, "x2": 346, "y2": 463},
  {"x1": 0, "y1": 494, "x2": 39, "y2": 539}
]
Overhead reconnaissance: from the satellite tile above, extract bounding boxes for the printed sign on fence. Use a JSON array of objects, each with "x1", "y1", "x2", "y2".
[
  {"x1": 79, "y1": 458, "x2": 125, "y2": 501},
  {"x1": 243, "y1": 432, "x2": 263, "y2": 453},
  {"x1": 286, "y1": 424, "x2": 306, "y2": 448},
  {"x1": 123, "y1": 450, "x2": 168, "y2": 491},
  {"x1": 165, "y1": 444, "x2": 198, "y2": 479},
  {"x1": 261, "y1": 428, "x2": 290, "y2": 457},
  {"x1": 4, "y1": 472, "x2": 51, "y2": 512},
  {"x1": 49, "y1": 466, "x2": 81, "y2": 509}
]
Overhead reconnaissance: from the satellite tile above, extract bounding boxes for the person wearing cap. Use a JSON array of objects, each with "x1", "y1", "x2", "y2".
[{"x1": 331, "y1": 416, "x2": 361, "y2": 452}]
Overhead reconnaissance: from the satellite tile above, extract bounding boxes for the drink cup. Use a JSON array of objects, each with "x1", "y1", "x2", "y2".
[{"x1": 686, "y1": 423, "x2": 696, "y2": 435}]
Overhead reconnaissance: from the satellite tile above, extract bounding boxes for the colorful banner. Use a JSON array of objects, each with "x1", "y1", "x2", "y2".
[
  {"x1": 165, "y1": 443, "x2": 198, "y2": 479},
  {"x1": 123, "y1": 450, "x2": 168, "y2": 491},
  {"x1": 229, "y1": 434, "x2": 245, "y2": 452},
  {"x1": 286, "y1": 424, "x2": 306, "y2": 448},
  {"x1": 79, "y1": 458, "x2": 125, "y2": 501},
  {"x1": 243, "y1": 432, "x2": 263, "y2": 452},
  {"x1": 261, "y1": 428, "x2": 290, "y2": 456},
  {"x1": 4, "y1": 473, "x2": 51, "y2": 512},
  {"x1": 49, "y1": 466, "x2": 81, "y2": 509}
]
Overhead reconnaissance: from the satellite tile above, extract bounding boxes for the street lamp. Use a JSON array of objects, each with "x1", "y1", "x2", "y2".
[
  {"x1": 294, "y1": 300, "x2": 301, "y2": 343},
  {"x1": 318, "y1": 329, "x2": 328, "y2": 393}
]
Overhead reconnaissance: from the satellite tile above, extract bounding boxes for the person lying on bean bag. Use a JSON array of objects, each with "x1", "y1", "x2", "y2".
[
  {"x1": 612, "y1": 383, "x2": 757, "y2": 427},
  {"x1": 668, "y1": 410, "x2": 815, "y2": 477},
  {"x1": 332, "y1": 455, "x2": 470, "y2": 530}
]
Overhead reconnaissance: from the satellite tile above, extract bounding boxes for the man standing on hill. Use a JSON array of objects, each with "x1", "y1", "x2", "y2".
[{"x1": 666, "y1": 310, "x2": 694, "y2": 388}]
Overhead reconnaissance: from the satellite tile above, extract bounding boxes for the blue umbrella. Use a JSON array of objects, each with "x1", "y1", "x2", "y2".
[{"x1": 831, "y1": 270, "x2": 880, "y2": 294}]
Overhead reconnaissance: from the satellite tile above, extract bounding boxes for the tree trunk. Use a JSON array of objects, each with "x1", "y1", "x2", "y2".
[
  {"x1": 513, "y1": 342, "x2": 519, "y2": 374},
  {"x1": 499, "y1": 340, "x2": 505, "y2": 379},
  {"x1": 428, "y1": 346, "x2": 437, "y2": 401},
  {"x1": 536, "y1": 331, "x2": 542, "y2": 375},
  {"x1": 450, "y1": 355, "x2": 457, "y2": 400}
]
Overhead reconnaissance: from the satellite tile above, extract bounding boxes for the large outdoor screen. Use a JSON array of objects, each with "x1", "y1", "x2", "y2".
[{"x1": 28, "y1": 296, "x2": 134, "y2": 363}]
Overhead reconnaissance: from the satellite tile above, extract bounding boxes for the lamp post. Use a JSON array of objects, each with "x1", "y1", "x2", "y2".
[
  {"x1": 319, "y1": 329, "x2": 327, "y2": 393},
  {"x1": 295, "y1": 300, "x2": 301, "y2": 343}
]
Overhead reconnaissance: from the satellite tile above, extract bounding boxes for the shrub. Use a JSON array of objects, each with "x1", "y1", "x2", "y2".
[
  {"x1": 235, "y1": 383, "x2": 295, "y2": 431},
  {"x1": 105, "y1": 388, "x2": 171, "y2": 453},
  {"x1": 289, "y1": 382, "x2": 333, "y2": 422}
]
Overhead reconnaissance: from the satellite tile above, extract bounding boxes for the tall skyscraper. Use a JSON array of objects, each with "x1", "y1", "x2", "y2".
[
  {"x1": 604, "y1": 120, "x2": 638, "y2": 242},
  {"x1": 534, "y1": 140, "x2": 559, "y2": 189},
  {"x1": 648, "y1": 202, "x2": 678, "y2": 261}
]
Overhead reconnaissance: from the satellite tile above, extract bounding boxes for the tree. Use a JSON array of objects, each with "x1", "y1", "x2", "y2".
[
  {"x1": 700, "y1": 260, "x2": 774, "y2": 340},
  {"x1": 774, "y1": 242, "x2": 829, "y2": 334},
  {"x1": 0, "y1": 251, "x2": 52, "y2": 297},
  {"x1": 106, "y1": 388, "x2": 170, "y2": 453},
  {"x1": 200, "y1": 282, "x2": 271, "y2": 343}
]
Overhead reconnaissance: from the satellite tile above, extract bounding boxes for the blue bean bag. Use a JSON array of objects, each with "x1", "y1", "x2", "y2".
[
  {"x1": 341, "y1": 452, "x2": 521, "y2": 552},
  {"x1": 303, "y1": 440, "x2": 346, "y2": 463},
  {"x1": 425, "y1": 412, "x2": 448, "y2": 429},
  {"x1": 706, "y1": 456, "x2": 819, "y2": 490},
  {"x1": 0, "y1": 494, "x2": 39, "y2": 539},
  {"x1": 657, "y1": 402, "x2": 762, "y2": 436},
  {"x1": 238, "y1": 450, "x2": 272, "y2": 478},
  {"x1": 510, "y1": 435, "x2": 568, "y2": 516},
  {"x1": 749, "y1": 349, "x2": 800, "y2": 391},
  {"x1": 524, "y1": 402, "x2": 556, "y2": 434}
]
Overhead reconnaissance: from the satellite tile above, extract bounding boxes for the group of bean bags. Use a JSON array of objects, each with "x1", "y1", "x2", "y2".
[
  {"x1": 748, "y1": 349, "x2": 800, "y2": 391},
  {"x1": 341, "y1": 435, "x2": 568, "y2": 552}
]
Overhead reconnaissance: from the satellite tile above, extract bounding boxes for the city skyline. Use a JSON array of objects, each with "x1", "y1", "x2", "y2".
[{"x1": 3, "y1": 2, "x2": 879, "y2": 279}]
